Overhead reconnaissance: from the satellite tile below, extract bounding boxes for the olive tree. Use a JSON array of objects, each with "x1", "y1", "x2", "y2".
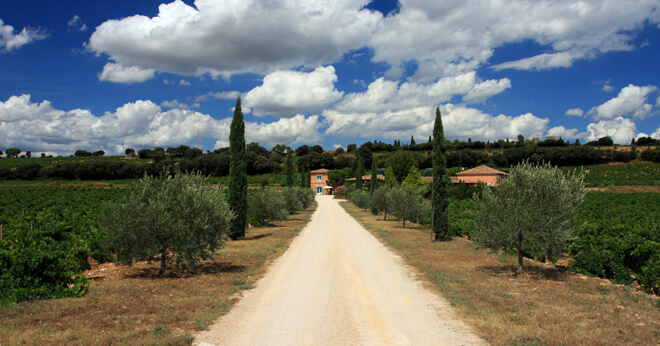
[
  {"x1": 295, "y1": 186, "x2": 315, "y2": 209},
  {"x1": 473, "y1": 161, "x2": 585, "y2": 274},
  {"x1": 372, "y1": 185, "x2": 391, "y2": 219},
  {"x1": 247, "y1": 189, "x2": 288, "y2": 227},
  {"x1": 280, "y1": 187, "x2": 303, "y2": 214},
  {"x1": 387, "y1": 186, "x2": 431, "y2": 228},
  {"x1": 348, "y1": 189, "x2": 370, "y2": 211},
  {"x1": 101, "y1": 172, "x2": 234, "y2": 275}
]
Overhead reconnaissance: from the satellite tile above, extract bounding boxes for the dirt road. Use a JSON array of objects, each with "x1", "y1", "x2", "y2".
[{"x1": 195, "y1": 195, "x2": 485, "y2": 345}]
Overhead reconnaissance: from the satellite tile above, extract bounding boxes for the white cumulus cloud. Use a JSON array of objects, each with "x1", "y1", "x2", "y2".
[
  {"x1": 88, "y1": 0, "x2": 381, "y2": 80},
  {"x1": 588, "y1": 84, "x2": 658, "y2": 121},
  {"x1": 651, "y1": 126, "x2": 660, "y2": 139},
  {"x1": 370, "y1": 0, "x2": 659, "y2": 79},
  {"x1": 565, "y1": 108, "x2": 584, "y2": 116},
  {"x1": 463, "y1": 78, "x2": 512, "y2": 103},
  {"x1": 246, "y1": 115, "x2": 322, "y2": 147},
  {"x1": 98, "y1": 63, "x2": 156, "y2": 84},
  {"x1": 335, "y1": 72, "x2": 510, "y2": 113},
  {"x1": 1, "y1": 19, "x2": 47, "y2": 52},
  {"x1": 585, "y1": 116, "x2": 638, "y2": 144},
  {"x1": 323, "y1": 103, "x2": 548, "y2": 142},
  {"x1": 547, "y1": 126, "x2": 582, "y2": 140},
  {"x1": 244, "y1": 66, "x2": 344, "y2": 117},
  {"x1": 0, "y1": 94, "x2": 321, "y2": 155}
]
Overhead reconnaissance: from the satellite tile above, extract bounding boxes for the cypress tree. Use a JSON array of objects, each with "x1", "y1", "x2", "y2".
[
  {"x1": 410, "y1": 135, "x2": 416, "y2": 146},
  {"x1": 300, "y1": 166, "x2": 307, "y2": 188},
  {"x1": 229, "y1": 97, "x2": 247, "y2": 240},
  {"x1": 370, "y1": 158, "x2": 378, "y2": 215},
  {"x1": 307, "y1": 169, "x2": 312, "y2": 189},
  {"x1": 285, "y1": 149, "x2": 294, "y2": 187},
  {"x1": 355, "y1": 156, "x2": 363, "y2": 189},
  {"x1": 432, "y1": 107, "x2": 449, "y2": 241}
]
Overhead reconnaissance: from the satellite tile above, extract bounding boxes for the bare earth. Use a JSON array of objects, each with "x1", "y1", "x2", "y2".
[{"x1": 195, "y1": 195, "x2": 485, "y2": 345}]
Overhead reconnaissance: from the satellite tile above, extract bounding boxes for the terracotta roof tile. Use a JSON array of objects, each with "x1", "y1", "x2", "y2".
[{"x1": 456, "y1": 165, "x2": 507, "y2": 176}]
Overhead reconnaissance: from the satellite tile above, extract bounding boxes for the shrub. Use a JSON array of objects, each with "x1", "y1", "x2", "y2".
[
  {"x1": 448, "y1": 199, "x2": 475, "y2": 237},
  {"x1": 280, "y1": 187, "x2": 303, "y2": 214},
  {"x1": 294, "y1": 187, "x2": 315, "y2": 209},
  {"x1": 641, "y1": 148, "x2": 660, "y2": 163},
  {"x1": 348, "y1": 189, "x2": 371, "y2": 211},
  {"x1": 247, "y1": 189, "x2": 288, "y2": 227}
]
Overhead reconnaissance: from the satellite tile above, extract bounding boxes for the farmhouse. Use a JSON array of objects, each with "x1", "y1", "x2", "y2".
[
  {"x1": 453, "y1": 165, "x2": 507, "y2": 186},
  {"x1": 346, "y1": 174, "x2": 386, "y2": 183},
  {"x1": 422, "y1": 165, "x2": 507, "y2": 186},
  {"x1": 310, "y1": 169, "x2": 334, "y2": 195}
]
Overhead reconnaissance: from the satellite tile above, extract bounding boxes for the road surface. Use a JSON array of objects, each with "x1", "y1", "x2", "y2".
[{"x1": 195, "y1": 195, "x2": 485, "y2": 345}]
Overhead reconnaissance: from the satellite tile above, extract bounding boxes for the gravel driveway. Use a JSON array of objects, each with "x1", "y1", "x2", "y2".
[{"x1": 195, "y1": 195, "x2": 485, "y2": 345}]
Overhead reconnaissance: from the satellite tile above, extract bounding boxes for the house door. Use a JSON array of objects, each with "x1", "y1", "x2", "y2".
[{"x1": 316, "y1": 187, "x2": 323, "y2": 194}]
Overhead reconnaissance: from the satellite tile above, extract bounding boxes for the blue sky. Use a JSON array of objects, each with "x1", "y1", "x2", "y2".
[{"x1": 1, "y1": 0, "x2": 659, "y2": 156}]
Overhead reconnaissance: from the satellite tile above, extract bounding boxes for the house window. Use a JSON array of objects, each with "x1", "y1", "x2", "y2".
[
  {"x1": 316, "y1": 187, "x2": 323, "y2": 194},
  {"x1": 315, "y1": 175, "x2": 324, "y2": 181}
]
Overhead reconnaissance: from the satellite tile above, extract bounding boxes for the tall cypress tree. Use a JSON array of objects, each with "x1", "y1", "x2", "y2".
[
  {"x1": 306, "y1": 169, "x2": 311, "y2": 189},
  {"x1": 432, "y1": 107, "x2": 449, "y2": 241},
  {"x1": 300, "y1": 165, "x2": 307, "y2": 188},
  {"x1": 370, "y1": 158, "x2": 378, "y2": 215},
  {"x1": 410, "y1": 135, "x2": 416, "y2": 146},
  {"x1": 355, "y1": 156, "x2": 363, "y2": 189},
  {"x1": 229, "y1": 97, "x2": 247, "y2": 240},
  {"x1": 285, "y1": 149, "x2": 294, "y2": 187}
]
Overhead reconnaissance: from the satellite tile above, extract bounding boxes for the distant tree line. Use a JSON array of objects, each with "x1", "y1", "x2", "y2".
[
  {"x1": 1, "y1": 134, "x2": 658, "y2": 181},
  {"x1": 0, "y1": 161, "x2": 173, "y2": 181}
]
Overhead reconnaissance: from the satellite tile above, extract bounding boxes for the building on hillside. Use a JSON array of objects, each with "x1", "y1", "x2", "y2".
[
  {"x1": 454, "y1": 165, "x2": 507, "y2": 186},
  {"x1": 346, "y1": 174, "x2": 386, "y2": 183},
  {"x1": 422, "y1": 165, "x2": 507, "y2": 187},
  {"x1": 310, "y1": 169, "x2": 334, "y2": 195}
]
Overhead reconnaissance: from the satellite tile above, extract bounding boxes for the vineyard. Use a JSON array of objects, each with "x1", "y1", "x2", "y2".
[
  {"x1": 570, "y1": 193, "x2": 660, "y2": 293},
  {"x1": 0, "y1": 187, "x2": 128, "y2": 306},
  {"x1": 566, "y1": 163, "x2": 660, "y2": 187}
]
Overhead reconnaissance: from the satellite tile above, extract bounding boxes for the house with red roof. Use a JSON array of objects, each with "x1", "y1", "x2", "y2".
[
  {"x1": 310, "y1": 169, "x2": 333, "y2": 195},
  {"x1": 423, "y1": 165, "x2": 507, "y2": 187},
  {"x1": 453, "y1": 165, "x2": 507, "y2": 186}
]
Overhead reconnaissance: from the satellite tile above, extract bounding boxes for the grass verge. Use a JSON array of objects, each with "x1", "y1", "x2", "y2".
[
  {"x1": 0, "y1": 201, "x2": 317, "y2": 345},
  {"x1": 340, "y1": 200, "x2": 660, "y2": 345}
]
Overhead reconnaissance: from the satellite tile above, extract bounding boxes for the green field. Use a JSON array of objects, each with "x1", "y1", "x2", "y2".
[{"x1": 569, "y1": 163, "x2": 660, "y2": 187}]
